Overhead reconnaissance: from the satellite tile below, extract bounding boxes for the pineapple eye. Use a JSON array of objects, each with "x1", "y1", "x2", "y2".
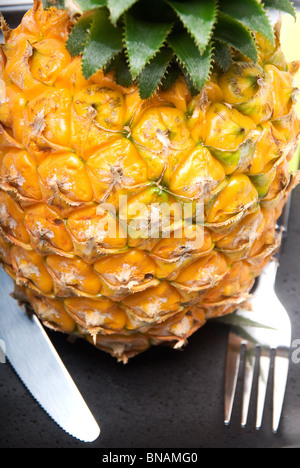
[
  {"x1": 218, "y1": 62, "x2": 264, "y2": 104},
  {"x1": 46, "y1": 255, "x2": 102, "y2": 296},
  {"x1": 1, "y1": 149, "x2": 42, "y2": 201},
  {"x1": 10, "y1": 245, "x2": 53, "y2": 294},
  {"x1": 64, "y1": 297, "x2": 128, "y2": 332},
  {"x1": 30, "y1": 39, "x2": 71, "y2": 86},
  {"x1": 85, "y1": 138, "x2": 148, "y2": 202},
  {"x1": 131, "y1": 106, "x2": 194, "y2": 183},
  {"x1": 73, "y1": 85, "x2": 125, "y2": 131},
  {"x1": 24, "y1": 204, "x2": 73, "y2": 253},
  {"x1": 38, "y1": 152, "x2": 93, "y2": 203},
  {"x1": 206, "y1": 174, "x2": 258, "y2": 225},
  {"x1": 169, "y1": 145, "x2": 225, "y2": 201}
]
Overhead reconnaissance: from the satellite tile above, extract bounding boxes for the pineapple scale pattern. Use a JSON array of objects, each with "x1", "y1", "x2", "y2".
[{"x1": 0, "y1": 3, "x2": 299, "y2": 361}]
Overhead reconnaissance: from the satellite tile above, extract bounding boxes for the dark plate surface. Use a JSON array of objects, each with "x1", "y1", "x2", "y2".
[{"x1": 0, "y1": 6, "x2": 300, "y2": 449}]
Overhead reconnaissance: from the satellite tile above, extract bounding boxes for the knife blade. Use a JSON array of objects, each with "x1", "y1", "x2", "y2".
[{"x1": 0, "y1": 268, "x2": 100, "y2": 443}]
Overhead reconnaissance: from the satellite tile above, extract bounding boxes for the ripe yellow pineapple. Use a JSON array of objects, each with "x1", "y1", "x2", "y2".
[{"x1": 0, "y1": 0, "x2": 299, "y2": 362}]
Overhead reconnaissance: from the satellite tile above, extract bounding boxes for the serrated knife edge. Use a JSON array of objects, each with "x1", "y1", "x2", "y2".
[{"x1": 0, "y1": 269, "x2": 100, "y2": 443}]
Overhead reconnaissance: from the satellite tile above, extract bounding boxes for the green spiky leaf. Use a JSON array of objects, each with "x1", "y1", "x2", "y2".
[
  {"x1": 161, "y1": 60, "x2": 181, "y2": 91},
  {"x1": 168, "y1": 30, "x2": 212, "y2": 91},
  {"x1": 66, "y1": 14, "x2": 93, "y2": 57},
  {"x1": 63, "y1": 0, "x2": 296, "y2": 99},
  {"x1": 81, "y1": 7, "x2": 123, "y2": 79},
  {"x1": 131, "y1": 0, "x2": 177, "y2": 22},
  {"x1": 219, "y1": 0, "x2": 275, "y2": 45},
  {"x1": 168, "y1": 0, "x2": 217, "y2": 54},
  {"x1": 107, "y1": 0, "x2": 139, "y2": 24},
  {"x1": 263, "y1": 0, "x2": 296, "y2": 19},
  {"x1": 215, "y1": 313, "x2": 277, "y2": 330},
  {"x1": 137, "y1": 46, "x2": 173, "y2": 99},
  {"x1": 112, "y1": 51, "x2": 134, "y2": 87},
  {"x1": 213, "y1": 39, "x2": 232, "y2": 71},
  {"x1": 214, "y1": 12, "x2": 258, "y2": 62},
  {"x1": 125, "y1": 12, "x2": 173, "y2": 79},
  {"x1": 74, "y1": 0, "x2": 106, "y2": 11}
]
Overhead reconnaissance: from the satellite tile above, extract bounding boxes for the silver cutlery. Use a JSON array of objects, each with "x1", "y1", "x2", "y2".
[
  {"x1": 224, "y1": 201, "x2": 292, "y2": 433},
  {"x1": 0, "y1": 269, "x2": 100, "y2": 442}
]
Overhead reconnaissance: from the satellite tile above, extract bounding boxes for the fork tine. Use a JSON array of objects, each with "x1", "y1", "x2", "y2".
[
  {"x1": 272, "y1": 348, "x2": 290, "y2": 433},
  {"x1": 255, "y1": 348, "x2": 271, "y2": 430},
  {"x1": 241, "y1": 343, "x2": 256, "y2": 427},
  {"x1": 224, "y1": 332, "x2": 242, "y2": 425}
]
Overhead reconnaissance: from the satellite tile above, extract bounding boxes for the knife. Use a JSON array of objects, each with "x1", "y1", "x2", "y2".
[{"x1": 0, "y1": 268, "x2": 100, "y2": 443}]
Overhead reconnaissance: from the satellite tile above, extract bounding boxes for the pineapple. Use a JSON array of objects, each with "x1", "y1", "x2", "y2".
[{"x1": 0, "y1": 0, "x2": 299, "y2": 362}]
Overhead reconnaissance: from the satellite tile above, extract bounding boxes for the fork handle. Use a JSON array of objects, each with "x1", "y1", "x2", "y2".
[{"x1": 255, "y1": 259, "x2": 278, "y2": 292}]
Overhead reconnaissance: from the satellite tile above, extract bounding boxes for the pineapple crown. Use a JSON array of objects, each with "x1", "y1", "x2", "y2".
[{"x1": 43, "y1": 0, "x2": 296, "y2": 98}]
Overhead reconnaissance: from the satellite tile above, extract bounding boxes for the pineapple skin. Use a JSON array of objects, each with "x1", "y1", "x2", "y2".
[{"x1": 0, "y1": 2, "x2": 299, "y2": 362}]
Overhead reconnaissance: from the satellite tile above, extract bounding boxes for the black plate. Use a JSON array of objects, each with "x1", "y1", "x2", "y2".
[{"x1": 0, "y1": 6, "x2": 300, "y2": 449}]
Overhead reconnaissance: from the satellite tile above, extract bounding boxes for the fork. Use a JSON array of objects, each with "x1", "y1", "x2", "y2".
[{"x1": 224, "y1": 199, "x2": 292, "y2": 433}]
